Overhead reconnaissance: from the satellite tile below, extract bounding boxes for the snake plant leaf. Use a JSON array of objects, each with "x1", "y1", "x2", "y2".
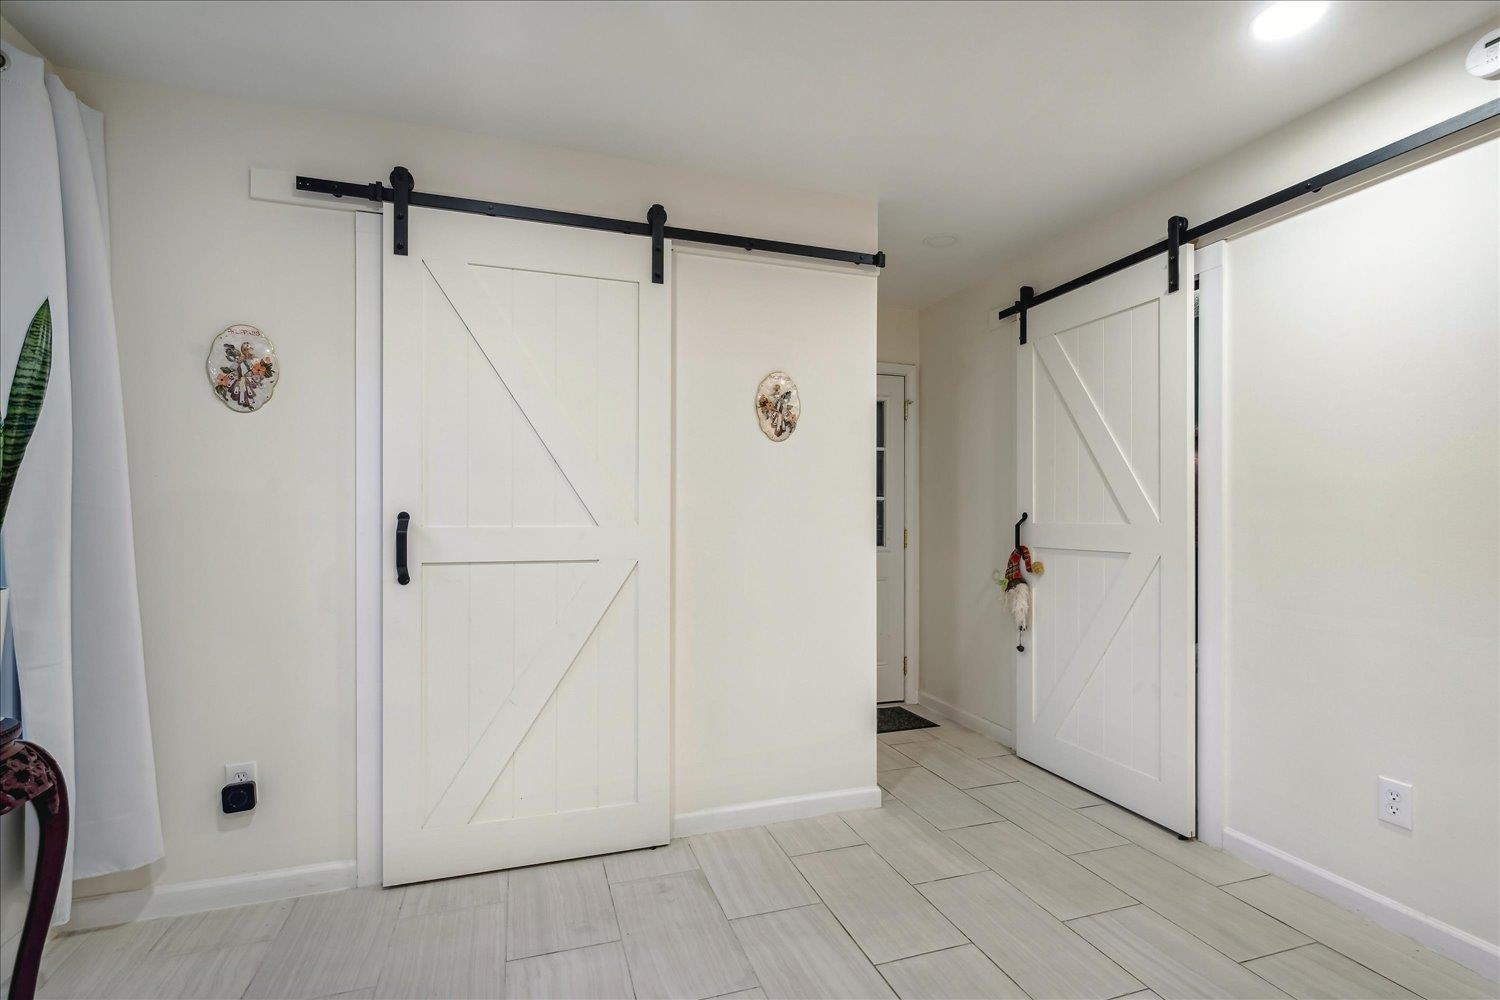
[{"x1": 0, "y1": 299, "x2": 53, "y2": 528}]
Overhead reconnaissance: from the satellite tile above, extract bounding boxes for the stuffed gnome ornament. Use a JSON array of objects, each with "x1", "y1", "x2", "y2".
[{"x1": 997, "y1": 545, "x2": 1045, "y2": 639}]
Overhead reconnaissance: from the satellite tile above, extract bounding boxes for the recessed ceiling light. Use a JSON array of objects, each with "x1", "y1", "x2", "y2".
[
  {"x1": 1252, "y1": 1, "x2": 1327, "y2": 41},
  {"x1": 923, "y1": 234, "x2": 958, "y2": 248}
]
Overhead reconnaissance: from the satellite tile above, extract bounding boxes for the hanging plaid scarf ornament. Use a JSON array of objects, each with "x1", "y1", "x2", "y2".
[{"x1": 994, "y1": 545, "x2": 1045, "y2": 643}]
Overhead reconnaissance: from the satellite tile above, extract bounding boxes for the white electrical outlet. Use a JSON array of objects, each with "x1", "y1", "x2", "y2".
[
  {"x1": 225, "y1": 761, "x2": 257, "y2": 785},
  {"x1": 1377, "y1": 776, "x2": 1413, "y2": 830}
]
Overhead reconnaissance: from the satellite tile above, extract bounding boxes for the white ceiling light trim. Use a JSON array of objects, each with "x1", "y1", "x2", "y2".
[{"x1": 1252, "y1": 2, "x2": 1329, "y2": 41}]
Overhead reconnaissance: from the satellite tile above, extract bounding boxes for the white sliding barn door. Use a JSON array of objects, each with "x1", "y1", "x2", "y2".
[
  {"x1": 382, "y1": 207, "x2": 670, "y2": 885},
  {"x1": 1016, "y1": 248, "x2": 1195, "y2": 836}
]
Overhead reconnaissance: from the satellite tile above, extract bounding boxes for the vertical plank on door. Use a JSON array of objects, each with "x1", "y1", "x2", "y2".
[
  {"x1": 1076, "y1": 542, "x2": 1105, "y2": 753},
  {"x1": 554, "y1": 275, "x2": 602, "y2": 813},
  {"x1": 595, "y1": 280, "x2": 640, "y2": 809},
  {"x1": 423, "y1": 268, "x2": 469, "y2": 527},
  {"x1": 596, "y1": 574, "x2": 639, "y2": 807},
  {"x1": 466, "y1": 289, "x2": 519, "y2": 804},
  {"x1": 1101, "y1": 311, "x2": 1134, "y2": 473},
  {"x1": 1034, "y1": 351, "x2": 1056, "y2": 523},
  {"x1": 465, "y1": 264, "x2": 520, "y2": 826},
  {"x1": 554, "y1": 274, "x2": 599, "y2": 521},
  {"x1": 511, "y1": 560, "x2": 559, "y2": 820},
  {"x1": 1054, "y1": 362, "x2": 1079, "y2": 527},
  {"x1": 510, "y1": 275, "x2": 562, "y2": 528},
  {"x1": 1099, "y1": 309, "x2": 1135, "y2": 758},
  {"x1": 1130, "y1": 565, "x2": 1162, "y2": 777},
  {"x1": 469, "y1": 563, "x2": 517, "y2": 816},
  {"x1": 1073, "y1": 317, "x2": 1107, "y2": 754},
  {"x1": 423, "y1": 565, "x2": 470, "y2": 819},
  {"x1": 1076, "y1": 320, "x2": 1105, "y2": 525},
  {"x1": 595, "y1": 281, "x2": 639, "y2": 512},
  {"x1": 510, "y1": 268, "x2": 561, "y2": 819},
  {"x1": 1130, "y1": 303, "x2": 1159, "y2": 513},
  {"x1": 467, "y1": 268, "x2": 516, "y2": 527}
]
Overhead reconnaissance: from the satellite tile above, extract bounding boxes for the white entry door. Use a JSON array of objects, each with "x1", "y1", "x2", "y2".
[
  {"x1": 876, "y1": 373, "x2": 906, "y2": 703},
  {"x1": 1016, "y1": 247, "x2": 1196, "y2": 836},
  {"x1": 382, "y1": 206, "x2": 671, "y2": 885}
]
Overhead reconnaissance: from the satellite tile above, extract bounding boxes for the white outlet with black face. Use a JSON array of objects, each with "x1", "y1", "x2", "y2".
[
  {"x1": 1377, "y1": 776, "x2": 1413, "y2": 830},
  {"x1": 222, "y1": 761, "x2": 259, "y2": 815}
]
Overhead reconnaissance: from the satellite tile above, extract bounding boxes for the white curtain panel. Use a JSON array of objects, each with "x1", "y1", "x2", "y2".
[
  {"x1": 1, "y1": 41, "x2": 77, "y2": 925},
  {"x1": 1, "y1": 43, "x2": 164, "y2": 922},
  {"x1": 47, "y1": 72, "x2": 164, "y2": 881}
]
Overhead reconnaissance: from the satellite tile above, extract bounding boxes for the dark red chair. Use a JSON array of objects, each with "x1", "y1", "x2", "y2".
[{"x1": 0, "y1": 717, "x2": 68, "y2": 1000}]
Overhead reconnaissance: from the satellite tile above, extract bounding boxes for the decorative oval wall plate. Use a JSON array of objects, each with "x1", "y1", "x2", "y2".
[
  {"x1": 207, "y1": 324, "x2": 279, "y2": 412},
  {"x1": 755, "y1": 371, "x2": 800, "y2": 442}
]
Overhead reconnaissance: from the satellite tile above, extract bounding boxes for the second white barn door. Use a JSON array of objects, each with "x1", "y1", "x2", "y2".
[
  {"x1": 1016, "y1": 247, "x2": 1196, "y2": 836},
  {"x1": 382, "y1": 207, "x2": 670, "y2": 885}
]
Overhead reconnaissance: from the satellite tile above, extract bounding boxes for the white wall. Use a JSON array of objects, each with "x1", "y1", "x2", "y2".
[
  {"x1": 877, "y1": 302, "x2": 919, "y2": 365},
  {"x1": 673, "y1": 251, "x2": 878, "y2": 823},
  {"x1": 918, "y1": 30, "x2": 1497, "y2": 734},
  {"x1": 918, "y1": 28, "x2": 1498, "y2": 961},
  {"x1": 45, "y1": 67, "x2": 875, "y2": 902},
  {"x1": 1224, "y1": 138, "x2": 1498, "y2": 947}
]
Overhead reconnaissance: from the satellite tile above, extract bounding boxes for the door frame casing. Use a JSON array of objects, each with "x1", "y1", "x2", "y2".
[
  {"x1": 877, "y1": 361, "x2": 920, "y2": 704},
  {"x1": 354, "y1": 214, "x2": 383, "y2": 885}
]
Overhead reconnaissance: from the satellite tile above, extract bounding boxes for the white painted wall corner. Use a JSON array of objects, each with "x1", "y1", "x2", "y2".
[
  {"x1": 672, "y1": 786, "x2": 880, "y2": 838},
  {"x1": 916, "y1": 690, "x2": 1015, "y2": 747},
  {"x1": 65, "y1": 860, "x2": 356, "y2": 931}
]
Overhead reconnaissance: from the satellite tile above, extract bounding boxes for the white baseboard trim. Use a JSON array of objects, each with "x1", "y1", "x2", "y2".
[
  {"x1": 1222, "y1": 828, "x2": 1500, "y2": 982},
  {"x1": 673, "y1": 786, "x2": 881, "y2": 838},
  {"x1": 66, "y1": 860, "x2": 356, "y2": 931},
  {"x1": 916, "y1": 691, "x2": 1015, "y2": 747}
]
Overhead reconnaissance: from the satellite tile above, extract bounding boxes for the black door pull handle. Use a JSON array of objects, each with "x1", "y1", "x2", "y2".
[{"x1": 396, "y1": 511, "x2": 411, "y2": 585}]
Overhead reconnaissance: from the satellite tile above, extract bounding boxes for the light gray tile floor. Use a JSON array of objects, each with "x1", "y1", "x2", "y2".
[{"x1": 34, "y1": 715, "x2": 1497, "y2": 999}]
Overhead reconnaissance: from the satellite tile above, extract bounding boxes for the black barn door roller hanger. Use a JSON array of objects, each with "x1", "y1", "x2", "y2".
[{"x1": 297, "y1": 167, "x2": 886, "y2": 283}]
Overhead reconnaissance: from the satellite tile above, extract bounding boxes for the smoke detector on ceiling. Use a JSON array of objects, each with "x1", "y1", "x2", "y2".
[{"x1": 1466, "y1": 28, "x2": 1500, "y2": 80}]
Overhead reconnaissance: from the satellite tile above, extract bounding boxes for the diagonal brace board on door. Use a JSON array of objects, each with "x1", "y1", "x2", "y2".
[{"x1": 424, "y1": 557, "x2": 638, "y2": 828}]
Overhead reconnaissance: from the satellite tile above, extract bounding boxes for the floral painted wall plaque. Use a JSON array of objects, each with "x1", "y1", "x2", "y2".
[
  {"x1": 755, "y1": 371, "x2": 800, "y2": 442},
  {"x1": 208, "y1": 324, "x2": 279, "y2": 412}
]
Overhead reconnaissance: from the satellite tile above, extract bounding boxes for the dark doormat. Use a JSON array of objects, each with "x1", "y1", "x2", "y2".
[{"x1": 878, "y1": 705, "x2": 939, "y2": 734}]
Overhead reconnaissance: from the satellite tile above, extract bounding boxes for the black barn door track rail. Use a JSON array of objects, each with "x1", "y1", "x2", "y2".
[
  {"x1": 296, "y1": 167, "x2": 885, "y2": 283},
  {"x1": 1003, "y1": 100, "x2": 1499, "y2": 344}
]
